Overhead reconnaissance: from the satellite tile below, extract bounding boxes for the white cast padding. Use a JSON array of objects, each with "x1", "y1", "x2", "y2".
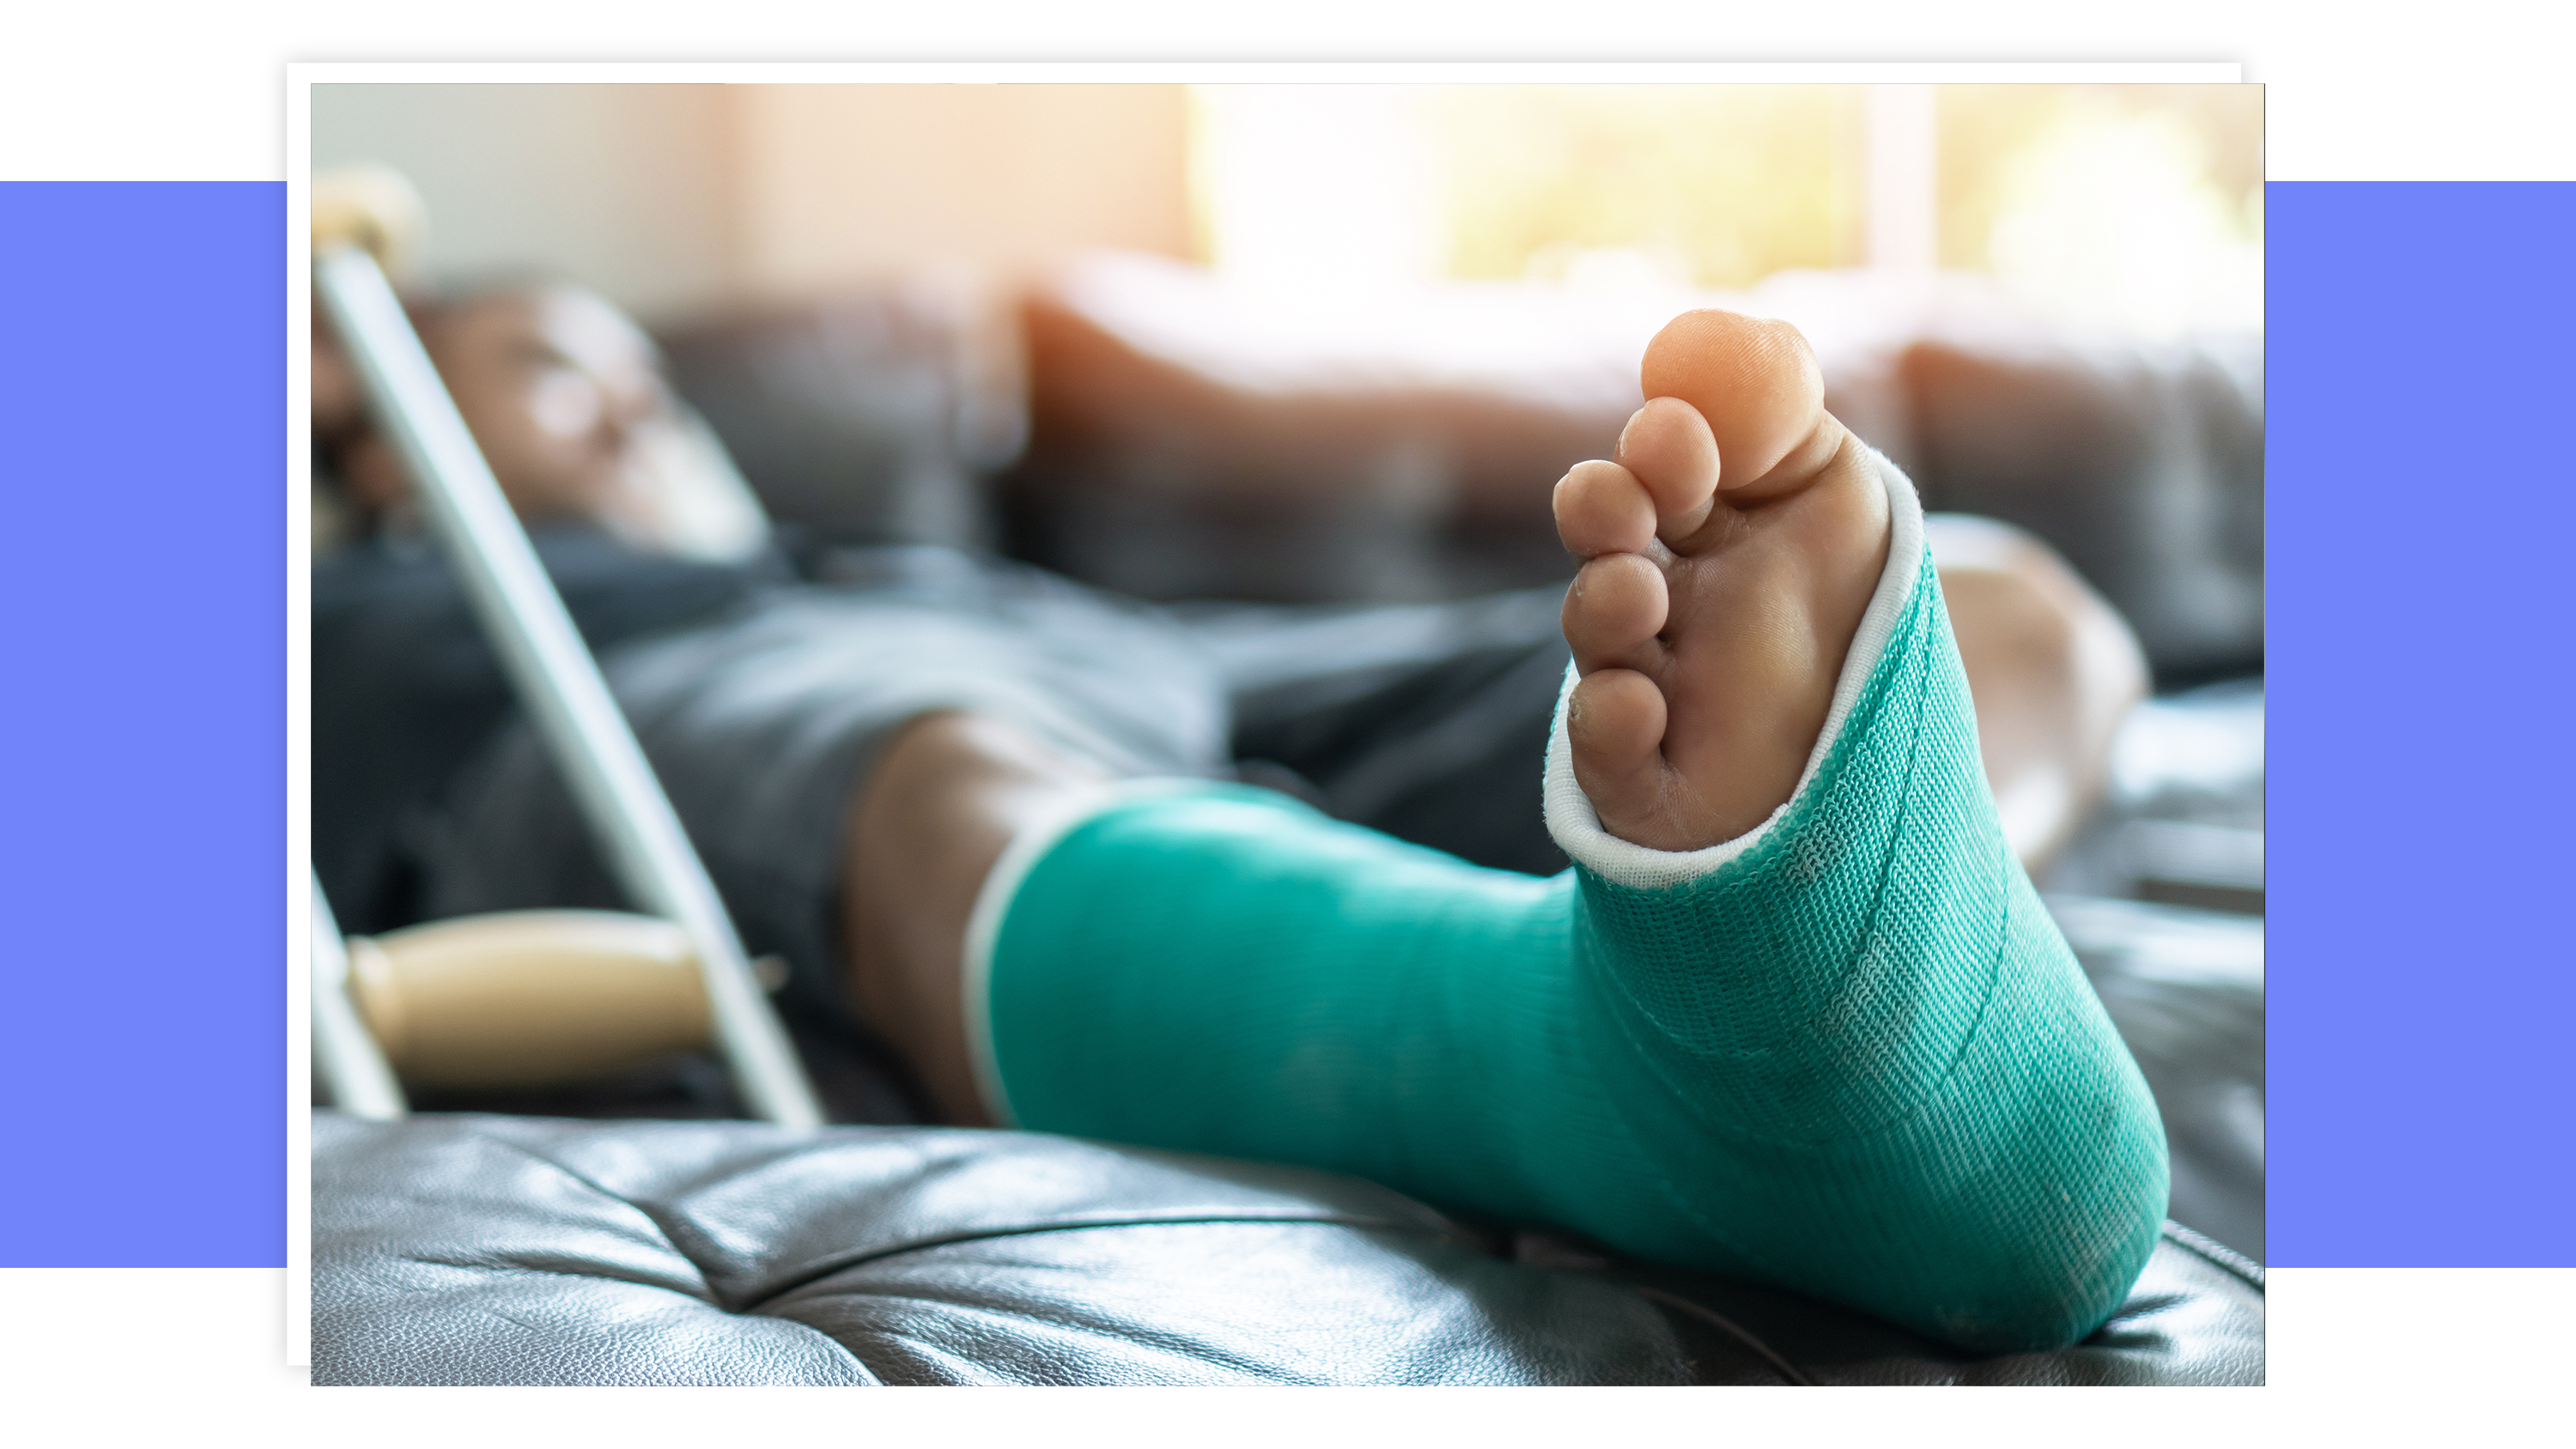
[
  {"x1": 957, "y1": 777, "x2": 1213, "y2": 1128},
  {"x1": 1543, "y1": 445, "x2": 1928, "y2": 890}
]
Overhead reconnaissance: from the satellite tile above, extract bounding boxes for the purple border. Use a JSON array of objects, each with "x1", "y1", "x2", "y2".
[
  {"x1": 2266, "y1": 180, "x2": 2576, "y2": 1266},
  {"x1": 0, "y1": 183, "x2": 285, "y2": 1265}
]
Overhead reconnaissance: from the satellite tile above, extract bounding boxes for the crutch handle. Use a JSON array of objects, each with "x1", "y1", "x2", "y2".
[
  {"x1": 348, "y1": 911, "x2": 720, "y2": 1091},
  {"x1": 311, "y1": 163, "x2": 427, "y2": 276}
]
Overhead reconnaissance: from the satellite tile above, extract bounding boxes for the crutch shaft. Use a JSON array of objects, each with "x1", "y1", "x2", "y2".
[
  {"x1": 310, "y1": 869, "x2": 407, "y2": 1121},
  {"x1": 313, "y1": 246, "x2": 823, "y2": 1131}
]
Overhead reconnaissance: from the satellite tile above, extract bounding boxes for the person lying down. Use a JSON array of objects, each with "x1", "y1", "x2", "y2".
[{"x1": 312, "y1": 282, "x2": 2165, "y2": 1354}]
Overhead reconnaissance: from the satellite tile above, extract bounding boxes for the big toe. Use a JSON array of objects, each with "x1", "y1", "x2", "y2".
[{"x1": 1639, "y1": 310, "x2": 1830, "y2": 504}]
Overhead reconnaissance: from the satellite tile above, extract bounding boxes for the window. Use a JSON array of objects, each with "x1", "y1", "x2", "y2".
[{"x1": 1190, "y1": 82, "x2": 2261, "y2": 334}]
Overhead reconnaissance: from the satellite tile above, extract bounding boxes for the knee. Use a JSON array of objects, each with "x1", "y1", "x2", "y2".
[{"x1": 1928, "y1": 512, "x2": 2148, "y2": 872}]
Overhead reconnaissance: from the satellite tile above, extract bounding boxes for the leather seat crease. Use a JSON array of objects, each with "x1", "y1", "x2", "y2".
[{"x1": 312, "y1": 1113, "x2": 2262, "y2": 1386}]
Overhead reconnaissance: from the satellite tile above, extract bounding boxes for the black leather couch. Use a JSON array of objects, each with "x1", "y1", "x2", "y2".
[
  {"x1": 312, "y1": 1113, "x2": 2261, "y2": 1386},
  {"x1": 659, "y1": 255, "x2": 2263, "y2": 689}
]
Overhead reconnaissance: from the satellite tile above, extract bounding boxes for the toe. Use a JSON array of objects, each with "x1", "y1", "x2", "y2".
[
  {"x1": 1553, "y1": 459, "x2": 1659, "y2": 558},
  {"x1": 1567, "y1": 669, "x2": 1670, "y2": 833},
  {"x1": 1562, "y1": 552, "x2": 1668, "y2": 672},
  {"x1": 1639, "y1": 310, "x2": 1831, "y2": 502},
  {"x1": 1613, "y1": 397, "x2": 1721, "y2": 542}
]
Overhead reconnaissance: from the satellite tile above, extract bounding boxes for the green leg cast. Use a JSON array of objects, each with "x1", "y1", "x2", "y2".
[{"x1": 969, "y1": 456, "x2": 2166, "y2": 1352}]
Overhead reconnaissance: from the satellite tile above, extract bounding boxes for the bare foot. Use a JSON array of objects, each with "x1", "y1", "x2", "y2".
[{"x1": 1555, "y1": 310, "x2": 1891, "y2": 850}]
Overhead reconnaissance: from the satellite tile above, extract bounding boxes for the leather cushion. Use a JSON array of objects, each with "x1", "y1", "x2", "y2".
[{"x1": 312, "y1": 1112, "x2": 2261, "y2": 1385}]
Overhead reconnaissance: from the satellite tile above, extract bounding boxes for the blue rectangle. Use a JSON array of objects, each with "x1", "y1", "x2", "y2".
[
  {"x1": 3, "y1": 179, "x2": 2570, "y2": 1270},
  {"x1": 2266, "y1": 181, "x2": 2576, "y2": 1266},
  {"x1": 0, "y1": 183, "x2": 285, "y2": 1265}
]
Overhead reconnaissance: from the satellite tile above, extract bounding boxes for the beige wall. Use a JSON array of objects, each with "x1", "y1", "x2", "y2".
[
  {"x1": 733, "y1": 85, "x2": 1192, "y2": 302},
  {"x1": 309, "y1": 82, "x2": 1192, "y2": 323},
  {"x1": 311, "y1": 84, "x2": 742, "y2": 318}
]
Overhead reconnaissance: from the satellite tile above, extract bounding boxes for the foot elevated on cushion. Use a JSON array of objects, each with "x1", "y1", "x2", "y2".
[{"x1": 972, "y1": 307, "x2": 2171, "y2": 1355}]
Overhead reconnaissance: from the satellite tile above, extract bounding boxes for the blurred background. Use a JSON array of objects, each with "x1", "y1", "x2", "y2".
[
  {"x1": 312, "y1": 82, "x2": 2261, "y2": 634},
  {"x1": 313, "y1": 83, "x2": 2259, "y2": 331},
  {"x1": 314, "y1": 82, "x2": 2264, "y2": 1255}
]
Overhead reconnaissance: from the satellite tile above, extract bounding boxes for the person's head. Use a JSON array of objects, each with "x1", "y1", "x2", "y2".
[{"x1": 319, "y1": 282, "x2": 676, "y2": 540}]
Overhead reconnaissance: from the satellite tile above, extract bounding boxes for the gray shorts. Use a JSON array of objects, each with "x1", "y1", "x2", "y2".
[{"x1": 408, "y1": 549, "x2": 1571, "y2": 1018}]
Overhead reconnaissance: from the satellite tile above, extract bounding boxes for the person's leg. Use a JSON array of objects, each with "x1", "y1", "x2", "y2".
[
  {"x1": 1928, "y1": 513, "x2": 2148, "y2": 875},
  {"x1": 1200, "y1": 586, "x2": 1574, "y2": 876},
  {"x1": 841, "y1": 309, "x2": 2166, "y2": 1352},
  {"x1": 842, "y1": 710, "x2": 1110, "y2": 1125}
]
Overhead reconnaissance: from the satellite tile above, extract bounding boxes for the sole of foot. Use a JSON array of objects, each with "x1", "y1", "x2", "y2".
[{"x1": 1554, "y1": 309, "x2": 1892, "y2": 852}]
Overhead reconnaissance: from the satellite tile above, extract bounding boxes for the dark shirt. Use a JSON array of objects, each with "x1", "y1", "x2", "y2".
[{"x1": 311, "y1": 526, "x2": 776, "y2": 934}]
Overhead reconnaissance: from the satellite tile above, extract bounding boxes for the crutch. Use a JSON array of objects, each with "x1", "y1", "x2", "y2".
[
  {"x1": 310, "y1": 866, "x2": 407, "y2": 1121},
  {"x1": 308, "y1": 168, "x2": 824, "y2": 1130}
]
